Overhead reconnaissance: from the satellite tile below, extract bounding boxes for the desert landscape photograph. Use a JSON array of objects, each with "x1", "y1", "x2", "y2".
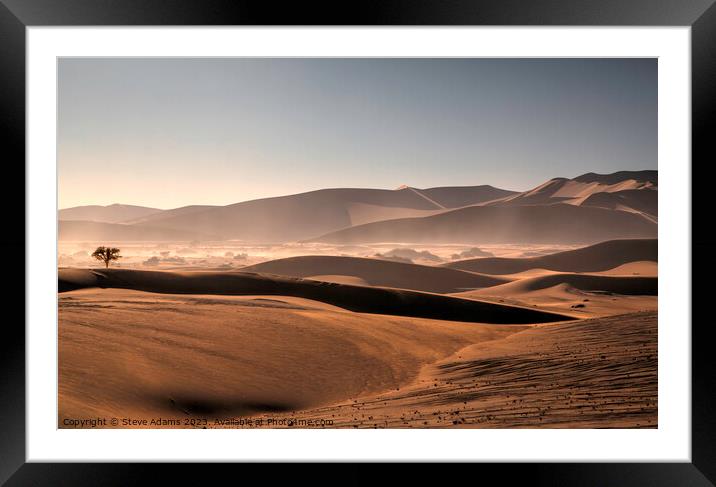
[{"x1": 58, "y1": 58, "x2": 657, "y2": 429}]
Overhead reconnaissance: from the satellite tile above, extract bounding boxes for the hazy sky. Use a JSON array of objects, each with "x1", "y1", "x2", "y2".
[{"x1": 58, "y1": 58, "x2": 657, "y2": 209}]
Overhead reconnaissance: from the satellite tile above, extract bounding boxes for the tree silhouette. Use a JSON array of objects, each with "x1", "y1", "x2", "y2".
[{"x1": 92, "y1": 246, "x2": 121, "y2": 268}]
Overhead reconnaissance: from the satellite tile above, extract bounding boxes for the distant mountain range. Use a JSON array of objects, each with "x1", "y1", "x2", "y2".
[
  {"x1": 59, "y1": 170, "x2": 657, "y2": 244},
  {"x1": 58, "y1": 203, "x2": 163, "y2": 223}
]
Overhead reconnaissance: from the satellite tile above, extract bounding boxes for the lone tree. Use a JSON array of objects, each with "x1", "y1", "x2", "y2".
[{"x1": 92, "y1": 246, "x2": 122, "y2": 268}]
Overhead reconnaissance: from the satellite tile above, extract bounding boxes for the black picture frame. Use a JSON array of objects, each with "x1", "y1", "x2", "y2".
[{"x1": 2, "y1": 0, "x2": 713, "y2": 484}]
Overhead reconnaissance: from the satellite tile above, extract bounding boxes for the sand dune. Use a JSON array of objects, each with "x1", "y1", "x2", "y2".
[
  {"x1": 278, "y1": 312, "x2": 656, "y2": 428},
  {"x1": 445, "y1": 238, "x2": 657, "y2": 274},
  {"x1": 121, "y1": 204, "x2": 218, "y2": 225},
  {"x1": 346, "y1": 203, "x2": 443, "y2": 226},
  {"x1": 455, "y1": 270, "x2": 657, "y2": 319},
  {"x1": 58, "y1": 289, "x2": 523, "y2": 424},
  {"x1": 128, "y1": 186, "x2": 514, "y2": 242},
  {"x1": 488, "y1": 170, "x2": 657, "y2": 207},
  {"x1": 59, "y1": 203, "x2": 162, "y2": 223},
  {"x1": 462, "y1": 273, "x2": 657, "y2": 296},
  {"x1": 592, "y1": 261, "x2": 657, "y2": 277},
  {"x1": 305, "y1": 275, "x2": 370, "y2": 286},
  {"x1": 311, "y1": 205, "x2": 657, "y2": 245},
  {"x1": 58, "y1": 220, "x2": 218, "y2": 242},
  {"x1": 574, "y1": 170, "x2": 657, "y2": 186},
  {"x1": 241, "y1": 255, "x2": 507, "y2": 293},
  {"x1": 60, "y1": 171, "x2": 656, "y2": 244},
  {"x1": 59, "y1": 289, "x2": 656, "y2": 428},
  {"x1": 417, "y1": 185, "x2": 517, "y2": 208},
  {"x1": 579, "y1": 189, "x2": 657, "y2": 219},
  {"x1": 493, "y1": 261, "x2": 657, "y2": 279},
  {"x1": 58, "y1": 268, "x2": 572, "y2": 324},
  {"x1": 491, "y1": 268, "x2": 562, "y2": 279},
  {"x1": 462, "y1": 284, "x2": 657, "y2": 319}
]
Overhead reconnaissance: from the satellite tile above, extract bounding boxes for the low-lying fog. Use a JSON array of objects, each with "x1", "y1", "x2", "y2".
[{"x1": 58, "y1": 241, "x2": 581, "y2": 270}]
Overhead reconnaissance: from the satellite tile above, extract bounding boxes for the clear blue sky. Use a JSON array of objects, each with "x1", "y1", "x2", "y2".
[{"x1": 58, "y1": 58, "x2": 657, "y2": 209}]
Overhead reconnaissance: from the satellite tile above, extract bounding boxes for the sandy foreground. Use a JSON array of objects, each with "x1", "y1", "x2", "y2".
[
  {"x1": 59, "y1": 285, "x2": 656, "y2": 429},
  {"x1": 58, "y1": 289, "x2": 521, "y2": 427},
  {"x1": 278, "y1": 311, "x2": 656, "y2": 429}
]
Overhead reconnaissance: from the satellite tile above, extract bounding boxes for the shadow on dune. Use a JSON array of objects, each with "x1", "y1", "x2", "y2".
[
  {"x1": 161, "y1": 394, "x2": 298, "y2": 417},
  {"x1": 445, "y1": 238, "x2": 657, "y2": 275},
  {"x1": 241, "y1": 255, "x2": 508, "y2": 293},
  {"x1": 476, "y1": 273, "x2": 658, "y2": 296},
  {"x1": 58, "y1": 268, "x2": 573, "y2": 324}
]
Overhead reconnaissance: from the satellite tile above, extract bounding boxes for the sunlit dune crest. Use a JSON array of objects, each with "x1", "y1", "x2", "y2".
[{"x1": 59, "y1": 171, "x2": 656, "y2": 244}]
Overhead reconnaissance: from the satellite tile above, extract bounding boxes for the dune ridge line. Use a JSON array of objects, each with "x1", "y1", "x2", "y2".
[{"x1": 58, "y1": 268, "x2": 573, "y2": 324}]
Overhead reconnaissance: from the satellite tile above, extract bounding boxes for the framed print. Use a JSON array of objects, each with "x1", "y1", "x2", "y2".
[{"x1": 2, "y1": 0, "x2": 715, "y2": 483}]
